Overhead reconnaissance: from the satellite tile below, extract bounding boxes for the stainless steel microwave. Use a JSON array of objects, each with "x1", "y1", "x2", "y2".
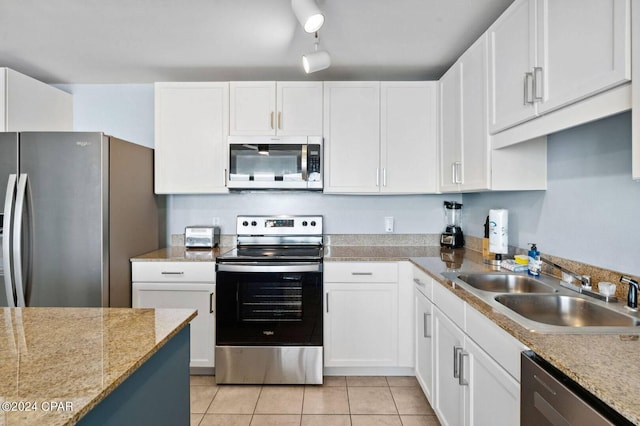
[{"x1": 227, "y1": 136, "x2": 322, "y2": 190}]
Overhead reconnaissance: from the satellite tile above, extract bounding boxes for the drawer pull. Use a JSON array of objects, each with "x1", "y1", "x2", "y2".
[
  {"x1": 161, "y1": 271, "x2": 185, "y2": 275},
  {"x1": 414, "y1": 278, "x2": 425, "y2": 287},
  {"x1": 351, "y1": 272, "x2": 373, "y2": 276}
]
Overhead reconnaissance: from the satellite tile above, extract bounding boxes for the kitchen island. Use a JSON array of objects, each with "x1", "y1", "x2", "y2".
[{"x1": 0, "y1": 307, "x2": 196, "y2": 425}]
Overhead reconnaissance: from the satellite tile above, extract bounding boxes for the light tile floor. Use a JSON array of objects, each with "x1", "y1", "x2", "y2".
[{"x1": 191, "y1": 376, "x2": 441, "y2": 426}]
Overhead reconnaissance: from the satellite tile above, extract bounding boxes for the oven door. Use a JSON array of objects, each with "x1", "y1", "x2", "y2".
[{"x1": 216, "y1": 263, "x2": 322, "y2": 346}]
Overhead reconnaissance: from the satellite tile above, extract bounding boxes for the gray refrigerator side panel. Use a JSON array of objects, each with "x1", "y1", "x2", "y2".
[
  {"x1": 109, "y1": 137, "x2": 159, "y2": 307},
  {"x1": 19, "y1": 132, "x2": 107, "y2": 307},
  {"x1": 0, "y1": 132, "x2": 18, "y2": 307}
]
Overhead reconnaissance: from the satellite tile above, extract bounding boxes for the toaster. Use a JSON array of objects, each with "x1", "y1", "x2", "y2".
[{"x1": 185, "y1": 226, "x2": 220, "y2": 249}]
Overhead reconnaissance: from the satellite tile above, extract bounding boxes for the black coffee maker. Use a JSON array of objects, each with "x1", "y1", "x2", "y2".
[{"x1": 440, "y1": 201, "x2": 464, "y2": 248}]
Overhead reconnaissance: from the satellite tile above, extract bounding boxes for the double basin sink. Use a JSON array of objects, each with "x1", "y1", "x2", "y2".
[{"x1": 441, "y1": 272, "x2": 640, "y2": 333}]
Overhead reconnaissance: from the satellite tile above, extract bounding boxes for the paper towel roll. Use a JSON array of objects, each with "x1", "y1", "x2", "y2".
[{"x1": 489, "y1": 209, "x2": 508, "y2": 254}]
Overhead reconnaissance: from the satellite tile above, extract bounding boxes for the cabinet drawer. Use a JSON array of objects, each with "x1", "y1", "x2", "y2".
[
  {"x1": 132, "y1": 261, "x2": 215, "y2": 282},
  {"x1": 432, "y1": 281, "x2": 464, "y2": 329},
  {"x1": 465, "y1": 304, "x2": 527, "y2": 382},
  {"x1": 413, "y1": 267, "x2": 433, "y2": 300},
  {"x1": 324, "y1": 262, "x2": 398, "y2": 283}
]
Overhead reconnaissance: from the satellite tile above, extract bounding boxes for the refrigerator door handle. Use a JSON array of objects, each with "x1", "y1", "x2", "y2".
[
  {"x1": 3, "y1": 174, "x2": 17, "y2": 307},
  {"x1": 12, "y1": 174, "x2": 28, "y2": 307}
]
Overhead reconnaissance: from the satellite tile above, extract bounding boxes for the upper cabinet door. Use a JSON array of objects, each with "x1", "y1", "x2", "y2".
[
  {"x1": 230, "y1": 82, "x2": 276, "y2": 135},
  {"x1": 323, "y1": 82, "x2": 380, "y2": 193},
  {"x1": 439, "y1": 58, "x2": 463, "y2": 193},
  {"x1": 380, "y1": 82, "x2": 438, "y2": 194},
  {"x1": 154, "y1": 82, "x2": 229, "y2": 194},
  {"x1": 488, "y1": 0, "x2": 538, "y2": 134},
  {"x1": 276, "y1": 82, "x2": 323, "y2": 135},
  {"x1": 537, "y1": 0, "x2": 631, "y2": 114}
]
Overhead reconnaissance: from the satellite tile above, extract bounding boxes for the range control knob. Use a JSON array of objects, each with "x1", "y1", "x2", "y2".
[
  {"x1": 251, "y1": 221, "x2": 257, "y2": 226},
  {"x1": 242, "y1": 221, "x2": 249, "y2": 227},
  {"x1": 302, "y1": 221, "x2": 308, "y2": 226},
  {"x1": 310, "y1": 221, "x2": 317, "y2": 227}
]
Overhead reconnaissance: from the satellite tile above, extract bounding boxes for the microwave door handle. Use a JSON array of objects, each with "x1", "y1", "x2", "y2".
[
  {"x1": 3, "y1": 174, "x2": 17, "y2": 307},
  {"x1": 12, "y1": 174, "x2": 28, "y2": 307},
  {"x1": 301, "y1": 144, "x2": 308, "y2": 181}
]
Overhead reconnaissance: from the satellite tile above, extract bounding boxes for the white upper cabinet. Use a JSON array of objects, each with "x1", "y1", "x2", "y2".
[
  {"x1": 488, "y1": 0, "x2": 537, "y2": 134},
  {"x1": 381, "y1": 82, "x2": 438, "y2": 193},
  {"x1": 324, "y1": 81, "x2": 438, "y2": 194},
  {"x1": 489, "y1": 0, "x2": 631, "y2": 134},
  {"x1": 0, "y1": 68, "x2": 73, "y2": 131},
  {"x1": 154, "y1": 82, "x2": 229, "y2": 194},
  {"x1": 230, "y1": 81, "x2": 323, "y2": 136},
  {"x1": 440, "y1": 35, "x2": 490, "y2": 193},
  {"x1": 323, "y1": 82, "x2": 381, "y2": 193}
]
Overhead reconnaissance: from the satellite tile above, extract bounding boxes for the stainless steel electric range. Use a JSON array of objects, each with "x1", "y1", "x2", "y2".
[{"x1": 215, "y1": 215, "x2": 323, "y2": 384}]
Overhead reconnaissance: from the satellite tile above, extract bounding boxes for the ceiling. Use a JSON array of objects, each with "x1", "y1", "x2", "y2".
[{"x1": 0, "y1": 0, "x2": 515, "y2": 84}]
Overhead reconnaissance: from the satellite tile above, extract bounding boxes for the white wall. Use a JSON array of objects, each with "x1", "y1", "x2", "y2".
[
  {"x1": 55, "y1": 84, "x2": 154, "y2": 147},
  {"x1": 463, "y1": 112, "x2": 640, "y2": 275},
  {"x1": 168, "y1": 193, "x2": 458, "y2": 235}
]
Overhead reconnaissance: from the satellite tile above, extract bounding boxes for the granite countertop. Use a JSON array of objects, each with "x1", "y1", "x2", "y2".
[
  {"x1": 327, "y1": 245, "x2": 640, "y2": 425},
  {"x1": 0, "y1": 307, "x2": 196, "y2": 425},
  {"x1": 130, "y1": 246, "x2": 232, "y2": 262}
]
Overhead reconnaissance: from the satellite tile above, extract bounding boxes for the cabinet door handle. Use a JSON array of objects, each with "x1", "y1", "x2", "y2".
[
  {"x1": 382, "y1": 168, "x2": 387, "y2": 187},
  {"x1": 209, "y1": 292, "x2": 214, "y2": 313},
  {"x1": 453, "y1": 161, "x2": 463, "y2": 184},
  {"x1": 161, "y1": 271, "x2": 184, "y2": 275},
  {"x1": 453, "y1": 346, "x2": 463, "y2": 378},
  {"x1": 224, "y1": 168, "x2": 228, "y2": 186},
  {"x1": 326, "y1": 293, "x2": 329, "y2": 313},
  {"x1": 423, "y1": 312, "x2": 431, "y2": 338},
  {"x1": 270, "y1": 111, "x2": 274, "y2": 129},
  {"x1": 451, "y1": 163, "x2": 456, "y2": 184},
  {"x1": 533, "y1": 67, "x2": 544, "y2": 101},
  {"x1": 278, "y1": 111, "x2": 282, "y2": 129},
  {"x1": 413, "y1": 278, "x2": 425, "y2": 287},
  {"x1": 524, "y1": 72, "x2": 534, "y2": 105},
  {"x1": 352, "y1": 272, "x2": 373, "y2": 276},
  {"x1": 458, "y1": 351, "x2": 469, "y2": 386},
  {"x1": 376, "y1": 168, "x2": 380, "y2": 187}
]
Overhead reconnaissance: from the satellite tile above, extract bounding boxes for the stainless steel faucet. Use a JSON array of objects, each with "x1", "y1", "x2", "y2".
[
  {"x1": 539, "y1": 257, "x2": 619, "y2": 303},
  {"x1": 539, "y1": 257, "x2": 591, "y2": 288}
]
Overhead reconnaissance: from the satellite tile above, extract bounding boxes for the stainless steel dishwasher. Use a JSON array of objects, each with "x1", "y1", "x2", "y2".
[{"x1": 521, "y1": 351, "x2": 632, "y2": 426}]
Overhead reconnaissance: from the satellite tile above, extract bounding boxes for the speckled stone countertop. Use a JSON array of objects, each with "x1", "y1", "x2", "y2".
[
  {"x1": 130, "y1": 246, "x2": 233, "y2": 262},
  {"x1": 326, "y1": 246, "x2": 640, "y2": 425},
  {"x1": 0, "y1": 307, "x2": 196, "y2": 425}
]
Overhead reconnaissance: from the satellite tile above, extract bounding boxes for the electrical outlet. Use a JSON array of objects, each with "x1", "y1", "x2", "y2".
[
  {"x1": 384, "y1": 216, "x2": 394, "y2": 233},
  {"x1": 212, "y1": 217, "x2": 221, "y2": 226}
]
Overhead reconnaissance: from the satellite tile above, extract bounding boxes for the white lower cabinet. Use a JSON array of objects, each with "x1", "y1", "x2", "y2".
[
  {"x1": 433, "y1": 306, "x2": 466, "y2": 426},
  {"x1": 324, "y1": 262, "x2": 408, "y2": 369},
  {"x1": 414, "y1": 272, "x2": 434, "y2": 403},
  {"x1": 131, "y1": 261, "x2": 216, "y2": 373},
  {"x1": 463, "y1": 337, "x2": 520, "y2": 426},
  {"x1": 415, "y1": 265, "x2": 524, "y2": 425},
  {"x1": 324, "y1": 282, "x2": 398, "y2": 367}
]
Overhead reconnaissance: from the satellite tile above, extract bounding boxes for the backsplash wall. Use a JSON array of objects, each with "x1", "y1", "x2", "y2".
[{"x1": 463, "y1": 111, "x2": 639, "y2": 276}]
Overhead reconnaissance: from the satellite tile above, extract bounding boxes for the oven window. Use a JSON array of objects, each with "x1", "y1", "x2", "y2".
[
  {"x1": 229, "y1": 144, "x2": 303, "y2": 181},
  {"x1": 216, "y1": 270, "x2": 322, "y2": 346},
  {"x1": 240, "y1": 279, "x2": 303, "y2": 322}
]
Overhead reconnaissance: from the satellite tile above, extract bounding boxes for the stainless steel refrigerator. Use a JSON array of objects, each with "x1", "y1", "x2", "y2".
[{"x1": 1, "y1": 132, "x2": 160, "y2": 307}]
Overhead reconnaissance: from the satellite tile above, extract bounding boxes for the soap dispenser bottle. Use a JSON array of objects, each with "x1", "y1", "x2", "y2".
[{"x1": 528, "y1": 243, "x2": 541, "y2": 276}]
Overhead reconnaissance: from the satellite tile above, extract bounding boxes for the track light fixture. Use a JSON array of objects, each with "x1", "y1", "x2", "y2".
[
  {"x1": 302, "y1": 32, "x2": 331, "y2": 73},
  {"x1": 291, "y1": 0, "x2": 325, "y2": 33}
]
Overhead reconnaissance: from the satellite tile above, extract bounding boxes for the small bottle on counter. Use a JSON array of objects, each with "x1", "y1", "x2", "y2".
[
  {"x1": 482, "y1": 216, "x2": 491, "y2": 258},
  {"x1": 528, "y1": 243, "x2": 541, "y2": 276}
]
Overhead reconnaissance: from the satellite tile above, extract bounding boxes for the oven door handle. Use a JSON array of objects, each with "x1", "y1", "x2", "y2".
[{"x1": 216, "y1": 263, "x2": 322, "y2": 273}]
